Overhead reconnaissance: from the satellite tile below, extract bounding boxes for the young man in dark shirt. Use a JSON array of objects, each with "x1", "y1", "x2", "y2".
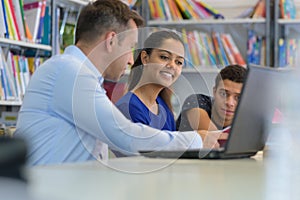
[{"x1": 177, "y1": 65, "x2": 247, "y2": 132}]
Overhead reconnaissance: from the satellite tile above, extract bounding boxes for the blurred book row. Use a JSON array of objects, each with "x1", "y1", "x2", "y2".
[
  {"x1": 0, "y1": 0, "x2": 50, "y2": 44},
  {"x1": 0, "y1": 111, "x2": 17, "y2": 135},
  {"x1": 280, "y1": 0, "x2": 298, "y2": 19},
  {"x1": 0, "y1": 47, "x2": 44, "y2": 101},
  {"x1": 175, "y1": 29, "x2": 265, "y2": 68},
  {"x1": 278, "y1": 38, "x2": 300, "y2": 67},
  {"x1": 143, "y1": 0, "x2": 266, "y2": 21}
]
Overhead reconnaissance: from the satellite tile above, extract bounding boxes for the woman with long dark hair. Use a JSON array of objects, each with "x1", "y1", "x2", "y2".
[{"x1": 116, "y1": 30, "x2": 185, "y2": 131}]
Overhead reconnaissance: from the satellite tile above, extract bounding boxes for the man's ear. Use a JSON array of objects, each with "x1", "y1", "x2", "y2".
[
  {"x1": 213, "y1": 86, "x2": 216, "y2": 97},
  {"x1": 140, "y1": 50, "x2": 149, "y2": 65},
  {"x1": 105, "y1": 31, "x2": 117, "y2": 52}
]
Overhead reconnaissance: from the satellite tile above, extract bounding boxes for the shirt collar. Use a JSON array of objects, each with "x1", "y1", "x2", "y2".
[{"x1": 64, "y1": 45, "x2": 104, "y2": 85}]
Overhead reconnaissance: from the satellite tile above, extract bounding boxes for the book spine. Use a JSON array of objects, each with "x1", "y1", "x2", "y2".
[{"x1": 225, "y1": 34, "x2": 246, "y2": 66}]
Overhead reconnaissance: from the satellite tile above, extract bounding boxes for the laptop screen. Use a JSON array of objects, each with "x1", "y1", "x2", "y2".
[{"x1": 224, "y1": 64, "x2": 290, "y2": 155}]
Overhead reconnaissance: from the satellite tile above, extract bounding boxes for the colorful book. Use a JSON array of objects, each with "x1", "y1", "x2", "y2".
[
  {"x1": 11, "y1": 0, "x2": 25, "y2": 40},
  {"x1": 252, "y1": 0, "x2": 265, "y2": 18},
  {"x1": 0, "y1": 0, "x2": 8, "y2": 38},
  {"x1": 278, "y1": 38, "x2": 286, "y2": 67},
  {"x1": 204, "y1": 33, "x2": 217, "y2": 66},
  {"x1": 3, "y1": 0, "x2": 18, "y2": 40},
  {"x1": 188, "y1": 0, "x2": 211, "y2": 19},
  {"x1": 167, "y1": 0, "x2": 182, "y2": 20},
  {"x1": 7, "y1": 0, "x2": 21, "y2": 40},
  {"x1": 41, "y1": 5, "x2": 50, "y2": 45},
  {"x1": 162, "y1": 0, "x2": 172, "y2": 20},
  {"x1": 221, "y1": 33, "x2": 236, "y2": 65},
  {"x1": 216, "y1": 32, "x2": 229, "y2": 66},
  {"x1": 36, "y1": 0, "x2": 46, "y2": 43},
  {"x1": 24, "y1": 1, "x2": 43, "y2": 42},
  {"x1": 211, "y1": 31, "x2": 222, "y2": 66},
  {"x1": 187, "y1": 31, "x2": 200, "y2": 66},
  {"x1": 224, "y1": 34, "x2": 246, "y2": 66},
  {"x1": 182, "y1": 0, "x2": 199, "y2": 19},
  {"x1": 181, "y1": 28, "x2": 192, "y2": 67},
  {"x1": 0, "y1": 48, "x2": 8, "y2": 100},
  {"x1": 174, "y1": 0, "x2": 192, "y2": 19},
  {"x1": 194, "y1": 0, "x2": 224, "y2": 19}
]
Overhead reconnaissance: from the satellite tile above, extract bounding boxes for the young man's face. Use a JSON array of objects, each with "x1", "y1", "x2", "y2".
[
  {"x1": 212, "y1": 79, "x2": 243, "y2": 127},
  {"x1": 104, "y1": 19, "x2": 138, "y2": 81}
]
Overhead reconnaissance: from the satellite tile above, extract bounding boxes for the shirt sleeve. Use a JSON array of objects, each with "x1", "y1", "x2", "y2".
[
  {"x1": 177, "y1": 94, "x2": 212, "y2": 131},
  {"x1": 181, "y1": 94, "x2": 212, "y2": 116},
  {"x1": 72, "y1": 65, "x2": 203, "y2": 156}
]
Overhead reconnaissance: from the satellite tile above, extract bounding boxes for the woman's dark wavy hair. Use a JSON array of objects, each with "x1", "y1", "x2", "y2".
[{"x1": 127, "y1": 30, "x2": 184, "y2": 112}]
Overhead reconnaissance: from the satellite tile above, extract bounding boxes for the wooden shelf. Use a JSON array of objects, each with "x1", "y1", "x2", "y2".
[
  {"x1": 182, "y1": 68, "x2": 219, "y2": 73},
  {"x1": 124, "y1": 67, "x2": 219, "y2": 75},
  {"x1": 0, "y1": 101, "x2": 22, "y2": 106},
  {"x1": 0, "y1": 38, "x2": 52, "y2": 51},
  {"x1": 277, "y1": 19, "x2": 300, "y2": 25},
  {"x1": 147, "y1": 18, "x2": 266, "y2": 26}
]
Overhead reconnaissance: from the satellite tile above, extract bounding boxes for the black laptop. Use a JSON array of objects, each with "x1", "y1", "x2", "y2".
[{"x1": 139, "y1": 65, "x2": 290, "y2": 159}]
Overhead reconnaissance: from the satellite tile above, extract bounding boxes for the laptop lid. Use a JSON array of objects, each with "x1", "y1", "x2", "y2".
[{"x1": 222, "y1": 64, "x2": 289, "y2": 156}]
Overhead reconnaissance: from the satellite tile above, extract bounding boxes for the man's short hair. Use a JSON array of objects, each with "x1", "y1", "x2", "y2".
[
  {"x1": 75, "y1": 0, "x2": 144, "y2": 44},
  {"x1": 215, "y1": 64, "x2": 247, "y2": 87}
]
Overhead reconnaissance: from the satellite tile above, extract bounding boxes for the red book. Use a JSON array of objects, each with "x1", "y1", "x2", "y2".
[{"x1": 217, "y1": 126, "x2": 231, "y2": 147}]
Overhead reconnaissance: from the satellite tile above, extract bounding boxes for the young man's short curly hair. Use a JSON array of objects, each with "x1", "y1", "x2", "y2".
[{"x1": 215, "y1": 65, "x2": 247, "y2": 88}]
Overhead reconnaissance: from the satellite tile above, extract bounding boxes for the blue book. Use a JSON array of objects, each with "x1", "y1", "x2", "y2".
[
  {"x1": 278, "y1": 38, "x2": 286, "y2": 67},
  {"x1": 36, "y1": 0, "x2": 46, "y2": 43},
  {"x1": 41, "y1": 6, "x2": 50, "y2": 45},
  {"x1": 1, "y1": 0, "x2": 9, "y2": 38}
]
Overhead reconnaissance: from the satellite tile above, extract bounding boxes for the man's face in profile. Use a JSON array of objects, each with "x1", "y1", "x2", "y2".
[{"x1": 103, "y1": 20, "x2": 138, "y2": 82}]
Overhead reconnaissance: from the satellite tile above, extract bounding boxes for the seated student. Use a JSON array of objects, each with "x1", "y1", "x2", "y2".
[
  {"x1": 176, "y1": 64, "x2": 247, "y2": 134},
  {"x1": 116, "y1": 30, "x2": 185, "y2": 131}
]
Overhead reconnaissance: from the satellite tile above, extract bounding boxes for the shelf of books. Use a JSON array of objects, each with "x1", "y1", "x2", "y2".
[
  {"x1": 0, "y1": 47, "x2": 44, "y2": 103},
  {"x1": 0, "y1": 0, "x2": 51, "y2": 114},
  {"x1": 0, "y1": 0, "x2": 90, "y2": 131},
  {"x1": 0, "y1": 0, "x2": 52, "y2": 46},
  {"x1": 275, "y1": 0, "x2": 300, "y2": 67},
  {"x1": 136, "y1": 0, "x2": 270, "y2": 70}
]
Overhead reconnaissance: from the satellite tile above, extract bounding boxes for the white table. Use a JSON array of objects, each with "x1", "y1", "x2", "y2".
[{"x1": 22, "y1": 152, "x2": 300, "y2": 200}]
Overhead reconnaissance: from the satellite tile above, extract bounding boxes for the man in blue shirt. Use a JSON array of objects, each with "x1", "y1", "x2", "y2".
[{"x1": 14, "y1": 0, "x2": 224, "y2": 165}]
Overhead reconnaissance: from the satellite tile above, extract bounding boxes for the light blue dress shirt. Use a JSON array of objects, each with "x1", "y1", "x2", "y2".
[{"x1": 14, "y1": 45, "x2": 203, "y2": 165}]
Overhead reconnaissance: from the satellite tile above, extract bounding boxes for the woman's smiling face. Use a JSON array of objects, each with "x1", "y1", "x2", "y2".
[{"x1": 140, "y1": 38, "x2": 185, "y2": 87}]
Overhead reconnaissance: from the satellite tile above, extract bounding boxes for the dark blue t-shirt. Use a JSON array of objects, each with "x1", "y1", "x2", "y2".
[
  {"x1": 116, "y1": 92, "x2": 176, "y2": 131},
  {"x1": 176, "y1": 94, "x2": 217, "y2": 131}
]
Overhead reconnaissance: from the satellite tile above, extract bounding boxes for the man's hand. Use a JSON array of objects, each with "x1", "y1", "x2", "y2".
[{"x1": 197, "y1": 130, "x2": 229, "y2": 149}]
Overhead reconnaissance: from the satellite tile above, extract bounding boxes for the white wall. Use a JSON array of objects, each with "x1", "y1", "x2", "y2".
[{"x1": 172, "y1": 70, "x2": 218, "y2": 117}]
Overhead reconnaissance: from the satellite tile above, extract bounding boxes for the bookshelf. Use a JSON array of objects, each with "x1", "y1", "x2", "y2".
[
  {"x1": 274, "y1": 0, "x2": 300, "y2": 67},
  {"x1": 0, "y1": 0, "x2": 87, "y2": 131},
  {"x1": 139, "y1": 0, "x2": 271, "y2": 71},
  {"x1": 51, "y1": 0, "x2": 88, "y2": 54}
]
